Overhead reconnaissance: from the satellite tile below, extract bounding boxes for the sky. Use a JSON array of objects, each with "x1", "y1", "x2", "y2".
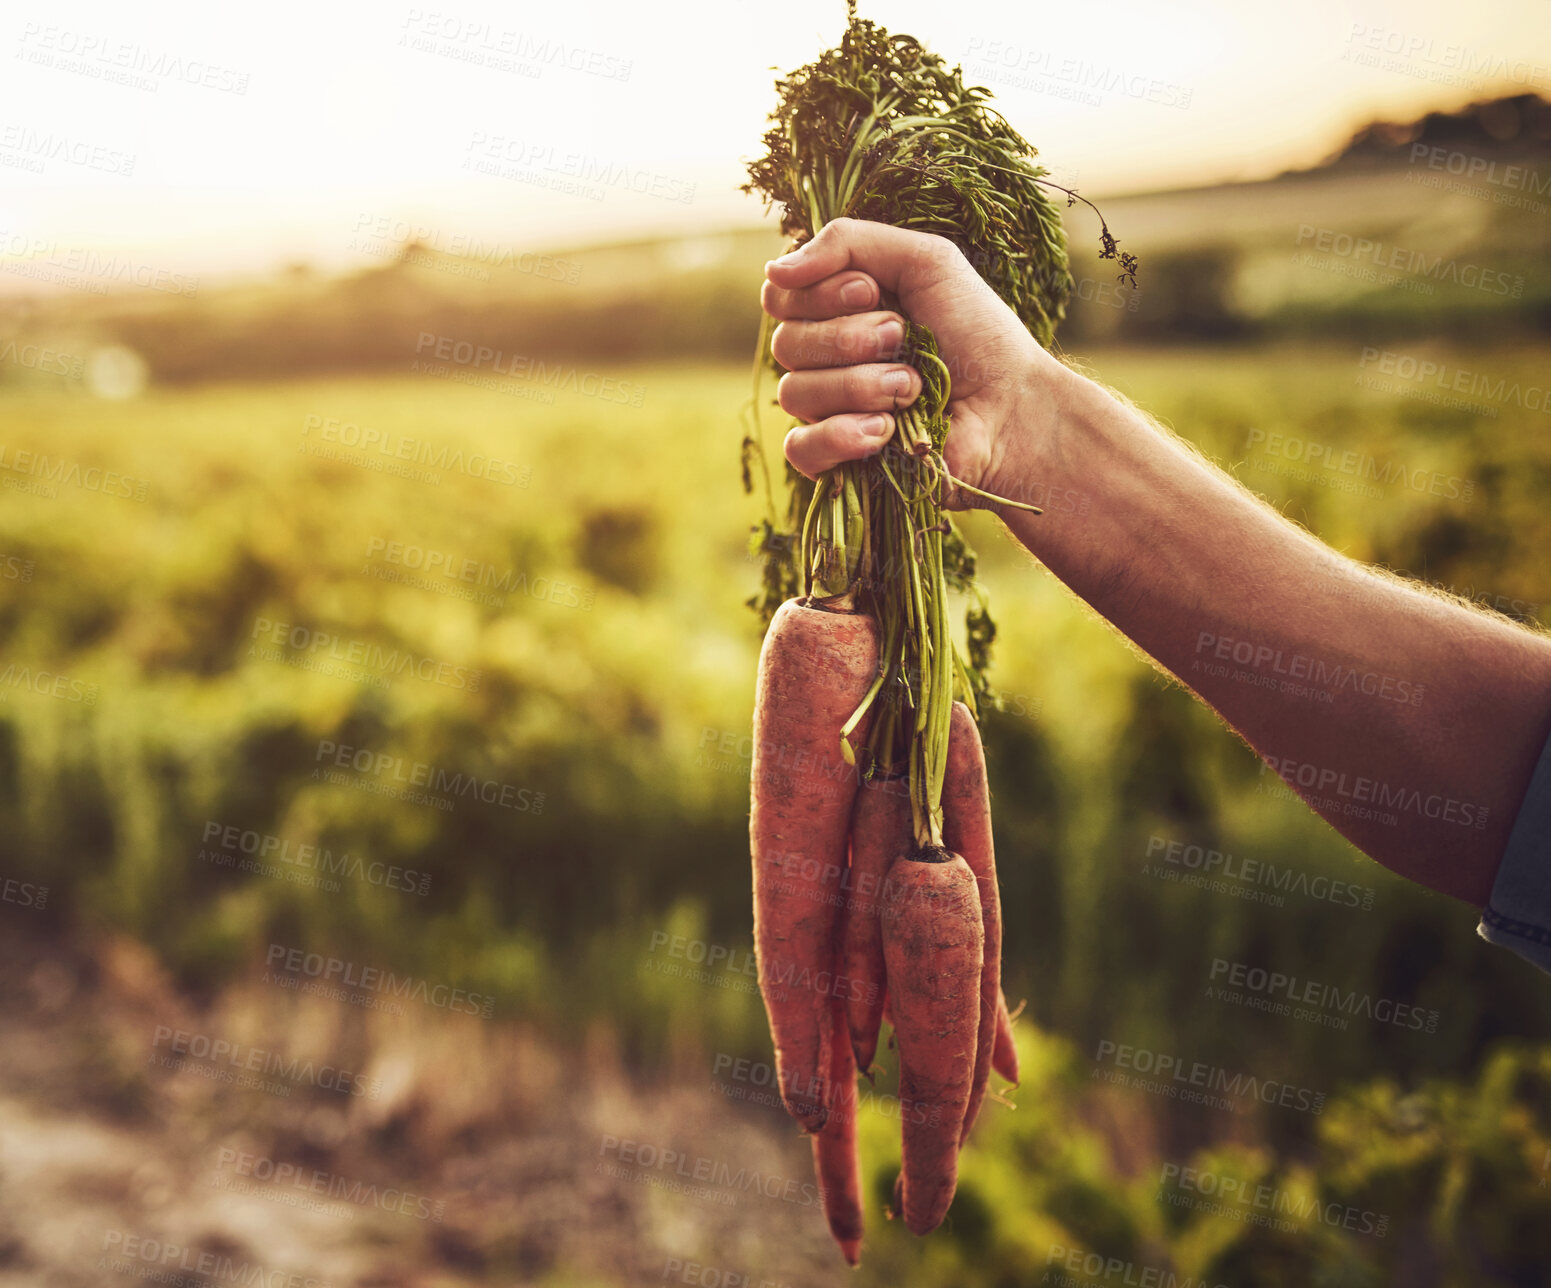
[{"x1": 1, "y1": 0, "x2": 1548, "y2": 285}]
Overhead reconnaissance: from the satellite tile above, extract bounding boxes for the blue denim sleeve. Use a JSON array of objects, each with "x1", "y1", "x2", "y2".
[{"x1": 1478, "y1": 725, "x2": 1551, "y2": 974}]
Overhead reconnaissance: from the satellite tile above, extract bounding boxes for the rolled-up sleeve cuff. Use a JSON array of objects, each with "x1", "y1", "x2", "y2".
[{"x1": 1478, "y1": 724, "x2": 1551, "y2": 974}]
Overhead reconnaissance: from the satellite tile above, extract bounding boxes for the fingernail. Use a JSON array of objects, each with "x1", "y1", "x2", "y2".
[
  {"x1": 840, "y1": 279, "x2": 872, "y2": 308},
  {"x1": 771, "y1": 243, "x2": 808, "y2": 267},
  {"x1": 876, "y1": 319, "x2": 903, "y2": 350},
  {"x1": 858, "y1": 414, "x2": 891, "y2": 439},
  {"x1": 880, "y1": 368, "x2": 912, "y2": 396}
]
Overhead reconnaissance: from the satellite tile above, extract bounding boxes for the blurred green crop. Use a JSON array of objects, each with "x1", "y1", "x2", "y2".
[{"x1": 3, "y1": 329, "x2": 1551, "y2": 1281}]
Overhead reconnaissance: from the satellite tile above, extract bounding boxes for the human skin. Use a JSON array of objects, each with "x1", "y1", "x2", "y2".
[{"x1": 761, "y1": 217, "x2": 1551, "y2": 906}]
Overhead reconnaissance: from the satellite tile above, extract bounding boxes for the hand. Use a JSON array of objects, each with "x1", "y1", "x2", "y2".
[{"x1": 761, "y1": 217, "x2": 1060, "y2": 507}]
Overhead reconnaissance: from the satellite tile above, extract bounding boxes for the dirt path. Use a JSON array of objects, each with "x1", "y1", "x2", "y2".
[{"x1": 0, "y1": 929, "x2": 857, "y2": 1287}]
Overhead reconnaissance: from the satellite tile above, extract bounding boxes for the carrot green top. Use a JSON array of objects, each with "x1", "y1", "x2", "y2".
[{"x1": 740, "y1": 3, "x2": 1134, "y2": 848}]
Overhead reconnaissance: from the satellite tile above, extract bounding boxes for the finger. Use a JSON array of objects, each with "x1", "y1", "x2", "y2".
[
  {"x1": 771, "y1": 312, "x2": 906, "y2": 370},
  {"x1": 764, "y1": 217, "x2": 960, "y2": 299},
  {"x1": 777, "y1": 364, "x2": 921, "y2": 424},
  {"x1": 784, "y1": 413, "x2": 895, "y2": 480},
  {"x1": 762, "y1": 270, "x2": 880, "y2": 323}
]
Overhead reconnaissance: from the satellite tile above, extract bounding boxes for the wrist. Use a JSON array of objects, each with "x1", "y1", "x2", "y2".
[{"x1": 982, "y1": 347, "x2": 1086, "y2": 525}]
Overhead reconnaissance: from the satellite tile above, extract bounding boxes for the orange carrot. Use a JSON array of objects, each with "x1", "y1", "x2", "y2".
[
  {"x1": 842, "y1": 769, "x2": 912, "y2": 1074},
  {"x1": 942, "y1": 702, "x2": 1002, "y2": 1143},
  {"x1": 751, "y1": 597, "x2": 878, "y2": 1131},
  {"x1": 881, "y1": 849, "x2": 984, "y2": 1234},
  {"x1": 992, "y1": 992, "x2": 1021, "y2": 1086},
  {"x1": 811, "y1": 994, "x2": 864, "y2": 1264}
]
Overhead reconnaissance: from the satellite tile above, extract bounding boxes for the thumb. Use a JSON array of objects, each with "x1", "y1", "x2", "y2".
[{"x1": 764, "y1": 218, "x2": 960, "y2": 299}]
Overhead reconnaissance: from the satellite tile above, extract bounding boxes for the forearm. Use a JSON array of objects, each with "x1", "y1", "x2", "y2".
[{"x1": 995, "y1": 356, "x2": 1551, "y2": 904}]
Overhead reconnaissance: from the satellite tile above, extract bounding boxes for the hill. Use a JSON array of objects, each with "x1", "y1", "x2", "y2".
[{"x1": 1, "y1": 96, "x2": 1546, "y2": 385}]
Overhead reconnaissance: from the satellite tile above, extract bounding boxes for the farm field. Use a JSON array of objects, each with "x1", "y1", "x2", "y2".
[{"x1": 3, "y1": 340, "x2": 1551, "y2": 1284}]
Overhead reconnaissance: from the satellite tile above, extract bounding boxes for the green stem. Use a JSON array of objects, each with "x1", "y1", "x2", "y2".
[
  {"x1": 799, "y1": 471, "x2": 826, "y2": 598},
  {"x1": 745, "y1": 310, "x2": 778, "y2": 524}
]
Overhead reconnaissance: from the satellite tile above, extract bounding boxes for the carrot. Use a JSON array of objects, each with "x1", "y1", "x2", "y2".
[
  {"x1": 751, "y1": 596, "x2": 879, "y2": 1131},
  {"x1": 993, "y1": 992, "x2": 1021, "y2": 1086},
  {"x1": 842, "y1": 769, "x2": 912, "y2": 1074},
  {"x1": 881, "y1": 849, "x2": 984, "y2": 1234},
  {"x1": 942, "y1": 702, "x2": 1002, "y2": 1143},
  {"x1": 811, "y1": 994, "x2": 864, "y2": 1264}
]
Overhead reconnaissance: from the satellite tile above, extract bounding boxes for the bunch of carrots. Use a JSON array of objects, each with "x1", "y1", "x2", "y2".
[
  {"x1": 750, "y1": 610, "x2": 1022, "y2": 1259},
  {"x1": 741, "y1": 5, "x2": 1135, "y2": 1265}
]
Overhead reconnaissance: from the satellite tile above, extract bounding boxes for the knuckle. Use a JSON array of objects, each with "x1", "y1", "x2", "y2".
[
  {"x1": 921, "y1": 232, "x2": 958, "y2": 264},
  {"x1": 875, "y1": 313, "x2": 907, "y2": 357},
  {"x1": 846, "y1": 271, "x2": 879, "y2": 304},
  {"x1": 786, "y1": 322, "x2": 835, "y2": 368},
  {"x1": 824, "y1": 319, "x2": 858, "y2": 356},
  {"x1": 759, "y1": 280, "x2": 787, "y2": 320},
  {"x1": 841, "y1": 365, "x2": 872, "y2": 403},
  {"x1": 781, "y1": 425, "x2": 817, "y2": 476},
  {"x1": 911, "y1": 233, "x2": 964, "y2": 284},
  {"x1": 770, "y1": 322, "x2": 795, "y2": 366},
  {"x1": 776, "y1": 371, "x2": 802, "y2": 414}
]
